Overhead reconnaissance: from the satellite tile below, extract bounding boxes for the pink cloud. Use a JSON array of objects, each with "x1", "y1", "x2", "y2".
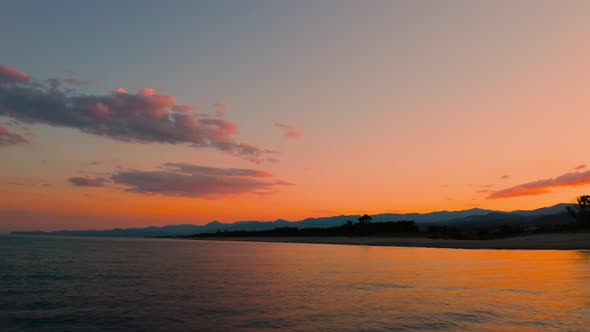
[
  {"x1": 0, "y1": 64, "x2": 273, "y2": 162},
  {"x1": 0, "y1": 126, "x2": 28, "y2": 146},
  {"x1": 88, "y1": 103, "x2": 111, "y2": 122},
  {"x1": 68, "y1": 177, "x2": 106, "y2": 187},
  {"x1": 488, "y1": 170, "x2": 590, "y2": 199},
  {"x1": 0, "y1": 65, "x2": 30, "y2": 83},
  {"x1": 573, "y1": 164, "x2": 587, "y2": 171},
  {"x1": 274, "y1": 121, "x2": 303, "y2": 138}
]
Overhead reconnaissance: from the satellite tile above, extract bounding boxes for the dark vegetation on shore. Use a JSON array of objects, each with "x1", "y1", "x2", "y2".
[
  {"x1": 181, "y1": 218, "x2": 589, "y2": 241},
  {"x1": 179, "y1": 196, "x2": 590, "y2": 241},
  {"x1": 190, "y1": 217, "x2": 419, "y2": 238},
  {"x1": 430, "y1": 195, "x2": 590, "y2": 240}
]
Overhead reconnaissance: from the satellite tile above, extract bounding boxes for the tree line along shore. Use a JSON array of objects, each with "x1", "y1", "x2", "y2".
[{"x1": 169, "y1": 196, "x2": 590, "y2": 249}]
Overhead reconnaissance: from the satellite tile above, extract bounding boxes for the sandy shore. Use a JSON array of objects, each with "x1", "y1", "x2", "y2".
[{"x1": 191, "y1": 232, "x2": 590, "y2": 250}]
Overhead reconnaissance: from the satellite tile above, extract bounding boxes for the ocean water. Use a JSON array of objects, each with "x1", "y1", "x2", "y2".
[{"x1": 1, "y1": 236, "x2": 589, "y2": 331}]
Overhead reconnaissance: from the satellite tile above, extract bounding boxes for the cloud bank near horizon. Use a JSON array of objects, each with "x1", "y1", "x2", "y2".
[
  {"x1": 109, "y1": 163, "x2": 292, "y2": 198},
  {"x1": 0, "y1": 64, "x2": 272, "y2": 163},
  {"x1": 488, "y1": 169, "x2": 590, "y2": 199}
]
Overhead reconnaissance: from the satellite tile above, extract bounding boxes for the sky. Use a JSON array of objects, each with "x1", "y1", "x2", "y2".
[{"x1": 1, "y1": 0, "x2": 590, "y2": 232}]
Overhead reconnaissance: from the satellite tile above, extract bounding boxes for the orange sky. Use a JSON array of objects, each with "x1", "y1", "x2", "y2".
[{"x1": 1, "y1": 1, "x2": 590, "y2": 232}]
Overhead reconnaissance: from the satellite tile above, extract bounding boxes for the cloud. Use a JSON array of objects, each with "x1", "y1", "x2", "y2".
[
  {"x1": 171, "y1": 104, "x2": 197, "y2": 112},
  {"x1": 110, "y1": 162, "x2": 292, "y2": 198},
  {"x1": 163, "y1": 163, "x2": 272, "y2": 178},
  {"x1": 0, "y1": 125, "x2": 28, "y2": 146},
  {"x1": 488, "y1": 170, "x2": 590, "y2": 199},
  {"x1": 0, "y1": 65, "x2": 30, "y2": 83},
  {"x1": 46, "y1": 78, "x2": 87, "y2": 89},
  {"x1": 500, "y1": 175, "x2": 510, "y2": 180},
  {"x1": 69, "y1": 177, "x2": 106, "y2": 187},
  {"x1": 573, "y1": 164, "x2": 587, "y2": 171},
  {"x1": 274, "y1": 121, "x2": 303, "y2": 138},
  {"x1": 0, "y1": 64, "x2": 271, "y2": 162}
]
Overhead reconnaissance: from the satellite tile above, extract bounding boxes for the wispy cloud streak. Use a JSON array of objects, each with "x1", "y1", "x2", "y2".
[
  {"x1": 69, "y1": 177, "x2": 106, "y2": 187},
  {"x1": 110, "y1": 163, "x2": 292, "y2": 198},
  {"x1": 488, "y1": 170, "x2": 590, "y2": 199},
  {"x1": 0, "y1": 125, "x2": 28, "y2": 146},
  {"x1": 274, "y1": 121, "x2": 303, "y2": 138}
]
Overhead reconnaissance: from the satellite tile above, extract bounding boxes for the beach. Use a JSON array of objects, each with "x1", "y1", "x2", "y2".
[{"x1": 191, "y1": 232, "x2": 590, "y2": 250}]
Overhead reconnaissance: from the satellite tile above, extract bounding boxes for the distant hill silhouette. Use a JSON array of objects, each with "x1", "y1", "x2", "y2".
[{"x1": 11, "y1": 203, "x2": 575, "y2": 238}]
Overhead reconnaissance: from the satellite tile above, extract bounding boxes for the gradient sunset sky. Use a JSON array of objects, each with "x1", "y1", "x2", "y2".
[{"x1": 2, "y1": 1, "x2": 590, "y2": 232}]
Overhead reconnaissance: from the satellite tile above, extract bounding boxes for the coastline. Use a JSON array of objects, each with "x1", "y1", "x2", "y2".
[{"x1": 189, "y1": 232, "x2": 590, "y2": 250}]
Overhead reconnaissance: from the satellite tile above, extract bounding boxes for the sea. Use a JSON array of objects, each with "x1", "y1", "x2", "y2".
[{"x1": 1, "y1": 235, "x2": 589, "y2": 331}]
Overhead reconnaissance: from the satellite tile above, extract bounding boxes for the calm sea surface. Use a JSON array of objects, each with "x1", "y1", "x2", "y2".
[{"x1": 1, "y1": 236, "x2": 589, "y2": 331}]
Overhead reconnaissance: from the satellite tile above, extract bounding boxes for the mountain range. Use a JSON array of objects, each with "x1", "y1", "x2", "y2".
[{"x1": 10, "y1": 203, "x2": 575, "y2": 238}]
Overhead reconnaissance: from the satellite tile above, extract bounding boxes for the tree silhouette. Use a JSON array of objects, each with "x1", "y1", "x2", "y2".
[
  {"x1": 358, "y1": 214, "x2": 372, "y2": 224},
  {"x1": 566, "y1": 195, "x2": 590, "y2": 226}
]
